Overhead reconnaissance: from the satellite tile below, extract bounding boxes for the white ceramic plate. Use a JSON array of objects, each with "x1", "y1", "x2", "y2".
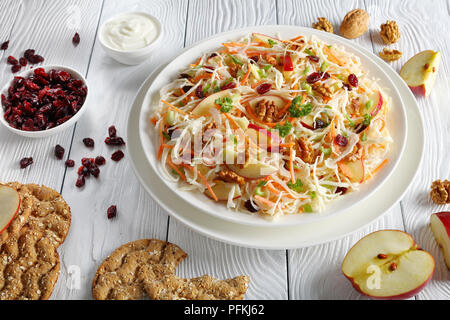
[
  {"x1": 127, "y1": 35, "x2": 423, "y2": 249},
  {"x1": 138, "y1": 26, "x2": 408, "y2": 227}
]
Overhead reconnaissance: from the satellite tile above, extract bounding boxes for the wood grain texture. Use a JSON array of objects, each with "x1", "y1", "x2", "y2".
[
  {"x1": 365, "y1": 0, "x2": 450, "y2": 300},
  {"x1": 167, "y1": 0, "x2": 288, "y2": 300},
  {"x1": 52, "y1": 0, "x2": 189, "y2": 299},
  {"x1": 277, "y1": 0, "x2": 407, "y2": 299}
]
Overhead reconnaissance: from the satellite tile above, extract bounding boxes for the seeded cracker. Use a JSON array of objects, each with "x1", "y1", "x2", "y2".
[
  {"x1": 92, "y1": 239, "x2": 250, "y2": 300},
  {"x1": 0, "y1": 183, "x2": 71, "y2": 300}
]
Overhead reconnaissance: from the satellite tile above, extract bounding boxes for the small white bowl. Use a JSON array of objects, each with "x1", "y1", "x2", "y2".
[
  {"x1": 0, "y1": 65, "x2": 89, "y2": 138},
  {"x1": 98, "y1": 12, "x2": 162, "y2": 65}
]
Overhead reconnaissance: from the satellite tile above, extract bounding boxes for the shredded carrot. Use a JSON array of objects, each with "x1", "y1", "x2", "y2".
[
  {"x1": 150, "y1": 117, "x2": 158, "y2": 126},
  {"x1": 193, "y1": 73, "x2": 212, "y2": 82},
  {"x1": 179, "y1": 87, "x2": 189, "y2": 105},
  {"x1": 301, "y1": 92, "x2": 307, "y2": 104},
  {"x1": 367, "y1": 159, "x2": 389, "y2": 180},
  {"x1": 161, "y1": 100, "x2": 191, "y2": 117},
  {"x1": 240, "y1": 63, "x2": 252, "y2": 85},
  {"x1": 189, "y1": 57, "x2": 201, "y2": 68},
  {"x1": 183, "y1": 165, "x2": 218, "y2": 201},
  {"x1": 289, "y1": 35, "x2": 304, "y2": 42},
  {"x1": 323, "y1": 45, "x2": 343, "y2": 66},
  {"x1": 372, "y1": 118, "x2": 386, "y2": 132},
  {"x1": 167, "y1": 157, "x2": 186, "y2": 181},
  {"x1": 254, "y1": 195, "x2": 275, "y2": 207}
]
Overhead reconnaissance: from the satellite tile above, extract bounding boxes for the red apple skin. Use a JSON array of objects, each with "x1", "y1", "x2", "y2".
[
  {"x1": 0, "y1": 192, "x2": 20, "y2": 236},
  {"x1": 370, "y1": 91, "x2": 383, "y2": 117},
  {"x1": 342, "y1": 230, "x2": 435, "y2": 300},
  {"x1": 433, "y1": 212, "x2": 450, "y2": 238},
  {"x1": 408, "y1": 85, "x2": 427, "y2": 97}
]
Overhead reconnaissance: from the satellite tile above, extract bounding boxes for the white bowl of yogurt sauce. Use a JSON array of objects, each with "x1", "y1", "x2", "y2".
[{"x1": 98, "y1": 12, "x2": 162, "y2": 65}]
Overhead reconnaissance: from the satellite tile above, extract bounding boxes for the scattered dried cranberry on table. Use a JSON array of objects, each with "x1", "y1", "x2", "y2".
[
  {"x1": 83, "y1": 137, "x2": 95, "y2": 148},
  {"x1": 111, "y1": 150, "x2": 124, "y2": 162},
  {"x1": 72, "y1": 32, "x2": 80, "y2": 46},
  {"x1": 54, "y1": 144, "x2": 65, "y2": 159},
  {"x1": 107, "y1": 205, "x2": 117, "y2": 219},
  {"x1": 19, "y1": 157, "x2": 33, "y2": 169},
  {"x1": 65, "y1": 159, "x2": 75, "y2": 167},
  {"x1": 1, "y1": 40, "x2": 9, "y2": 50},
  {"x1": 1, "y1": 68, "x2": 87, "y2": 131},
  {"x1": 95, "y1": 156, "x2": 106, "y2": 166}
]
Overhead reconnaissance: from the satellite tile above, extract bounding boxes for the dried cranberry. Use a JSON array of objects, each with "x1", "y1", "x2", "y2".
[
  {"x1": 178, "y1": 73, "x2": 191, "y2": 79},
  {"x1": 83, "y1": 137, "x2": 95, "y2": 148},
  {"x1": 11, "y1": 65, "x2": 21, "y2": 73},
  {"x1": 208, "y1": 53, "x2": 218, "y2": 59},
  {"x1": 256, "y1": 83, "x2": 272, "y2": 95},
  {"x1": 72, "y1": 32, "x2": 80, "y2": 46},
  {"x1": 1, "y1": 41, "x2": 9, "y2": 50},
  {"x1": 307, "y1": 55, "x2": 320, "y2": 63},
  {"x1": 244, "y1": 200, "x2": 259, "y2": 213},
  {"x1": 81, "y1": 157, "x2": 95, "y2": 168},
  {"x1": 54, "y1": 144, "x2": 65, "y2": 159},
  {"x1": 78, "y1": 166, "x2": 90, "y2": 177},
  {"x1": 221, "y1": 81, "x2": 237, "y2": 90},
  {"x1": 342, "y1": 83, "x2": 352, "y2": 91},
  {"x1": 314, "y1": 119, "x2": 326, "y2": 129},
  {"x1": 19, "y1": 57, "x2": 27, "y2": 66},
  {"x1": 65, "y1": 159, "x2": 75, "y2": 167},
  {"x1": 334, "y1": 134, "x2": 348, "y2": 147},
  {"x1": 306, "y1": 72, "x2": 321, "y2": 84},
  {"x1": 107, "y1": 205, "x2": 117, "y2": 219},
  {"x1": 24, "y1": 49, "x2": 35, "y2": 61},
  {"x1": 29, "y1": 54, "x2": 44, "y2": 64},
  {"x1": 104, "y1": 136, "x2": 125, "y2": 146},
  {"x1": 89, "y1": 165, "x2": 100, "y2": 178},
  {"x1": 7, "y1": 56, "x2": 18, "y2": 65},
  {"x1": 348, "y1": 74, "x2": 358, "y2": 87},
  {"x1": 335, "y1": 187, "x2": 348, "y2": 195},
  {"x1": 108, "y1": 125, "x2": 117, "y2": 137},
  {"x1": 181, "y1": 85, "x2": 193, "y2": 93},
  {"x1": 195, "y1": 85, "x2": 204, "y2": 99},
  {"x1": 75, "y1": 175, "x2": 85, "y2": 188},
  {"x1": 95, "y1": 156, "x2": 106, "y2": 166},
  {"x1": 19, "y1": 157, "x2": 33, "y2": 169},
  {"x1": 249, "y1": 56, "x2": 259, "y2": 63},
  {"x1": 111, "y1": 150, "x2": 124, "y2": 162}
]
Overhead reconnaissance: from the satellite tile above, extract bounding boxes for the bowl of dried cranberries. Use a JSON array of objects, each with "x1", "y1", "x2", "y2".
[{"x1": 0, "y1": 66, "x2": 88, "y2": 138}]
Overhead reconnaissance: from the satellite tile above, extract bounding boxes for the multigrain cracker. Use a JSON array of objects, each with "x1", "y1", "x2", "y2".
[
  {"x1": 0, "y1": 183, "x2": 71, "y2": 300},
  {"x1": 0, "y1": 182, "x2": 34, "y2": 246},
  {"x1": 92, "y1": 239, "x2": 250, "y2": 300}
]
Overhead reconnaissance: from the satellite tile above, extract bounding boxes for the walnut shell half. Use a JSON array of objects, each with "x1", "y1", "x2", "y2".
[{"x1": 339, "y1": 9, "x2": 370, "y2": 39}]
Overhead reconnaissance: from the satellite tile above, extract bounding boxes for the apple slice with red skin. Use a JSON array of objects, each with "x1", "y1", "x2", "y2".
[
  {"x1": 337, "y1": 158, "x2": 365, "y2": 183},
  {"x1": 246, "y1": 123, "x2": 281, "y2": 152},
  {"x1": 430, "y1": 212, "x2": 450, "y2": 269},
  {"x1": 226, "y1": 162, "x2": 278, "y2": 180},
  {"x1": 205, "y1": 180, "x2": 241, "y2": 201},
  {"x1": 251, "y1": 33, "x2": 281, "y2": 47},
  {"x1": 361, "y1": 91, "x2": 383, "y2": 117},
  {"x1": 400, "y1": 50, "x2": 441, "y2": 97},
  {"x1": 0, "y1": 185, "x2": 21, "y2": 235},
  {"x1": 342, "y1": 230, "x2": 435, "y2": 300}
]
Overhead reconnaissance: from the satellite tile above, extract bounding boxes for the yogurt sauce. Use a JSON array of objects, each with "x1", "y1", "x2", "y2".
[{"x1": 101, "y1": 12, "x2": 159, "y2": 51}]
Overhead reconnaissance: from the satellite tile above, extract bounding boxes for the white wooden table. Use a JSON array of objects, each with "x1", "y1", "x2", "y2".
[{"x1": 0, "y1": 0, "x2": 449, "y2": 300}]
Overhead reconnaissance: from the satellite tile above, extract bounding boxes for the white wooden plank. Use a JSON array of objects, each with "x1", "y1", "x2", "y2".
[
  {"x1": 365, "y1": 0, "x2": 450, "y2": 300},
  {"x1": 167, "y1": 0, "x2": 288, "y2": 300},
  {"x1": 277, "y1": 0, "x2": 407, "y2": 299},
  {"x1": 52, "y1": 0, "x2": 189, "y2": 299}
]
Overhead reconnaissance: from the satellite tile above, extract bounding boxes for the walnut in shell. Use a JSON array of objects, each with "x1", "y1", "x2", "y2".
[{"x1": 339, "y1": 9, "x2": 370, "y2": 39}]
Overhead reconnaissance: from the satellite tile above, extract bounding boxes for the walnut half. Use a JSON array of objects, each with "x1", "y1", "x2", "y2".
[
  {"x1": 430, "y1": 179, "x2": 450, "y2": 204},
  {"x1": 380, "y1": 20, "x2": 401, "y2": 45},
  {"x1": 378, "y1": 48, "x2": 402, "y2": 62},
  {"x1": 312, "y1": 17, "x2": 334, "y2": 33}
]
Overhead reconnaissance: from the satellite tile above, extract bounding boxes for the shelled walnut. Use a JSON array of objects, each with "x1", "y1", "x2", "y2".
[
  {"x1": 380, "y1": 20, "x2": 401, "y2": 44},
  {"x1": 430, "y1": 179, "x2": 450, "y2": 204},
  {"x1": 379, "y1": 48, "x2": 403, "y2": 62},
  {"x1": 312, "y1": 17, "x2": 334, "y2": 33}
]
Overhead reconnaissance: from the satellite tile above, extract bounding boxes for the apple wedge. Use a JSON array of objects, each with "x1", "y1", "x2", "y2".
[
  {"x1": 361, "y1": 91, "x2": 383, "y2": 117},
  {"x1": 430, "y1": 212, "x2": 450, "y2": 269},
  {"x1": 226, "y1": 162, "x2": 278, "y2": 180},
  {"x1": 337, "y1": 158, "x2": 365, "y2": 183},
  {"x1": 205, "y1": 180, "x2": 241, "y2": 201},
  {"x1": 191, "y1": 89, "x2": 240, "y2": 117},
  {"x1": 342, "y1": 230, "x2": 435, "y2": 300},
  {"x1": 251, "y1": 33, "x2": 281, "y2": 47},
  {"x1": 0, "y1": 185, "x2": 21, "y2": 235},
  {"x1": 400, "y1": 50, "x2": 441, "y2": 97}
]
